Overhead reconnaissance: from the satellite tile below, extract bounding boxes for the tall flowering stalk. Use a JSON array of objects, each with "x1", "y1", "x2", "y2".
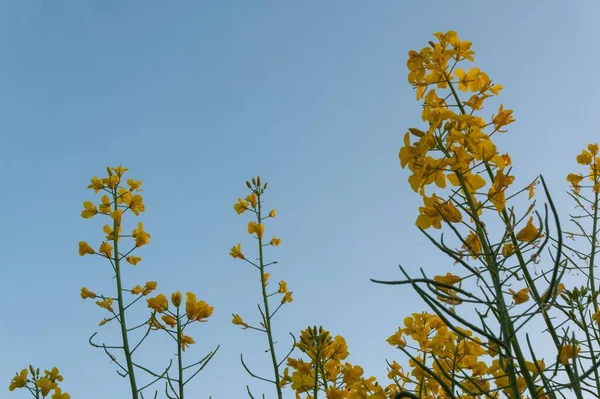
[
  {"x1": 78, "y1": 166, "x2": 217, "y2": 399},
  {"x1": 370, "y1": 30, "x2": 600, "y2": 399},
  {"x1": 230, "y1": 176, "x2": 294, "y2": 399}
]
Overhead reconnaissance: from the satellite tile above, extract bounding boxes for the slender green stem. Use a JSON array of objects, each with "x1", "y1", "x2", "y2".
[
  {"x1": 112, "y1": 188, "x2": 139, "y2": 399},
  {"x1": 312, "y1": 341, "x2": 321, "y2": 399},
  {"x1": 257, "y1": 189, "x2": 283, "y2": 399},
  {"x1": 177, "y1": 307, "x2": 184, "y2": 399}
]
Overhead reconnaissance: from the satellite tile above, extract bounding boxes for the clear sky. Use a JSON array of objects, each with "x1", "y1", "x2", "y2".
[{"x1": 1, "y1": 1, "x2": 600, "y2": 398}]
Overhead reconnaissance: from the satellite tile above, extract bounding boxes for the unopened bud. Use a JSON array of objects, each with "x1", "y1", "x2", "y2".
[
  {"x1": 252, "y1": 177, "x2": 256, "y2": 185},
  {"x1": 246, "y1": 181, "x2": 251, "y2": 189},
  {"x1": 257, "y1": 176, "x2": 261, "y2": 186},
  {"x1": 264, "y1": 182, "x2": 268, "y2": 190},
  {"x1": 29, "y1": 365, "x2": 35, "y2": 375}
]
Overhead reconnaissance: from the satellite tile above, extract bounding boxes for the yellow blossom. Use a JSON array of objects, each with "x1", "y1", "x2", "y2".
[
  {"x1": 142, "y1": 281, "x2": 157, "y2": 296},
  {"x1": 247, "y1": 221, "x2": 265, "y2": 238},
  {"x1": 110, "y1": 209, "x2": 123, "y2": 227},
  {"x1": 81, "y1": 201, "x2": 98, "y2": 218},
  {"x1": 99, "y1": 195, "x2": 111, "y2": 213},
  {"x1": 278, "y1": 281, "x2": 287, "y2": 294},
  {"x1": 126, "y1": 256, "x2": 142, "y2": 265},
  {"x1": 263, "y1": 273, "x2": 270, "y2": 285},
  {"x1": 8, "y1": 369, "x2": 28, "y2": 391},
  {"x1": 502, "y1": 243, "x2": 514, "y2": 257},
  {"x1": 36, "y1": 378, "x2": 57, "y2": 396},
  {"x1": 576, "y1": 150, "x2": 593, "y2": 165},
  {"x1": 96, "y1": 298, "x2": 114, "y2": 312},
  {"x1": 229, "y1": 243, "x2": 245, "y2": 259},
  {"x1": 246, "y1": 193, "x2": 258, "y2": 208},
  {"x1": 181, "y1": 334, "x2": 195, "y2": 351},
  {"x1": 51, "y1": 387, "x2": 70, "y2": 399},
  {"x1": 78, "y1": 241, "x2": 95, "y2": 256},
  {"x1": 127, "y1": 194, "x2": 146, "y2": 215},
  {"x1": 281, "y1": 291, "x2": 293, "y2": 304},
  {"x1": 161, "y1": 315, "x2": 177, "y2": 328},
  {"x1": 270, "y1": 237, "x2": 281, "y2": 246},
  {"x1": 509, "y1": 288, "x2": 529, "y2": 305},
  {"x1": 127, "y1": 178, "x2": 142, "y2": 191},
  {"x1": 232, "y1": 314, "x2": 249, "y2": 329},
  {"x1": 98, "y1": 242, "x2": 113, "y2": 258},
  {"x1": 234, "y1": 198, "x2": 249, "y2": 214},
  {"x1": 516, "y1": 217, "x2": 543, "y2": 242},
  {"x1": 492, "y1": 104, "x2": 515, "y2": 132},
  {"x1": 132, "y1": 222, "x2": 150, "y2": 247},
  {"x1": 147, "y1": 294, "x2": 169, "y2": 313},
  {"x1": 268, "y1": 209, "x2": 276, "y2": 217},
  {"x1": 44, "y1": 367, "x2": 63, "y2": 383},
  {"x1": 462, "y1": 232, "x2": 482, "y2": 259},
  {"x1": 131, "y1": 285, "x2": 143, "y2": 295},
  {"x1": 172, "y1": 291, "x2": 182, "y2": 307},
  {"x1": 80, "y1": 287, "x2": 97, "y2": 299},
  {"x1": 559, "y1": 344, "x2": 580, "y2": 365},
  {"x1": 87, "y1": 176, "x2": 105, "y2": 193}
]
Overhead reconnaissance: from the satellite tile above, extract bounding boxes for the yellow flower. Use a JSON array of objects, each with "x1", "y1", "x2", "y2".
[
  {"x1": 81, "y1": 201, "x2": 98, "y2": 218},
  {"x1": 111, "y1": 209, "x2": 123, "y2": 227},
  {"x1": 567, "y1": 173, "x2": 584, "y2": 186},
  {"x1": 186, "y1": 292, "x2": 198, "y2": 319},
  {"x1": 126, "y1": 256, "x2": 142, "y2": 265},
  {"x1": 433, "y1": 273, "x2": 461, "y2": 285},
  {"x1": 386, "y1": 329, "x2": 406, "y2": 347},
  {"x1": 9, "y1": 369, "x2": 28, "y2": 391},
  {"x1": 98, "y1": 242, "x2": 113, "y2": 258},
  {"x1": 51, "y1": 387, "x2": 70, "y2": 399},
  {"x1": 111, "y1": 165, "x2": 129, "y2": 177},
  {"x1": 181, "y1": 334, "x2": 195, "y2": 351},
  {"x1": 247, "y1": 221, "x2": 265, "y2": 238},
  {"x1": 588, "y1": 143, "x2": 599, "y2": 155},
  {"x1": 263, "y1": 273, "x2": 270, "y2": 285},
  {"x1": 142, "y1": 281, "x2": 158, "y2": 296},
  {"x1": 36, "y1": 378, "x2": 57, "y2": 396},
  {"x1": 131, "y1": 285, "x2": 143, "y2": 295},
  {"x1": 172, "y1": 291, "x2": 182, "y2": 307},
  {"x1": 103, "y1": 174, "x2": 120, "y2": 190},
  {"x1": 509, "y1": 288, "x2": 529, "y2": 305},
  {"x1": 462, "y1": 232, "x2": 482, "y2": 259},
  {"x1": 127, "y1": 178, "x2": 142, "y2": 191},
  {"x1": 87, "y1": 176, "x2": 105, "y2": 193},
  {"x1": 128, "y1": 194, "x2": 146, "y2": 215},
  {"x1": 281, "y1": 291, "x2": 293, "y2": 304},
  {"x1": 103, "y1": 224, "x2": 121, "y2": 241},
  {"x1": 96, "y1": 298, "x2": 114, "y2": 312},
  {"x1": 44, "y1": 367, "x2": 63, "y2": 383},
  {"x1": 99, "y1": 195, "x2": 112, "y2": 213},
  {"x1": 161, "y1": 315, "x2": 177, "y2": 328},
  {"x1": 270, "y1": 237, "x2": 281, "y2": 246},
  {"x1": 502, "y1": 243, "x2": 514, "y2": 257},
  {"x1": 246, "y1": 193, "x2": 258, "y2": 208},
  {"x1": 149, "y1": 314, "x2": 164, "y2": 330},
  {"x1": 229, "y1": 243, "x2": 245, "y2": 259},
  {"x1": 268, "y1": 209, "x2": 276, "y2": 218},
  {"x1": 147, "y1": 294, "x2": 169, "y2": 313},
  {"x1": 78, "y1": 241, "x2": 95, "y2": 256},
  {"x1": 232, "y1": 314, "x2": 249, "y2": 329},
  {"x1": 492, "y1": 104, "x2": 515, "y2": 132},
  {"x1": 516, "y1": 217, "x2": 543, "y2": 242},
  {"x1": 278, "y1": 281, "x2": 288, "y2": 294},
  {"x1": 80, "y1": 287, "x2": 97, "y2": 299},
  {"x1": 132, "y1": 222, "x2": 150, "y2": 247},
  {"x1": 559, "y1": 344, "x2": 580, "y2": 365},
  {"x1": 193, "y1": 300, "x2": 214, "y2": 321},
  {"x1": 234, "y1": 199, "x2": 249, "y2": 214},
  {"x1": 576, "y1": 150, "x2": 593, "y2": 165}
]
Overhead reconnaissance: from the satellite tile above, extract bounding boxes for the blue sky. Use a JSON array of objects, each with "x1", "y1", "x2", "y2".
[{"x1": 1, "y1": 1, "x2": 600, "y2": 398}]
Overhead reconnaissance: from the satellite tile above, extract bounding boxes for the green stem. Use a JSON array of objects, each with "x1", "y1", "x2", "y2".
[
  {"x1": 112, "y1": 189, "x2": 138, "y2": 399},
  {"x1": 312, "y1": 342, "x2": 321, "y2": 399},
  {"x1": 444, "y1": 72, "x2": 536, "y2": 399},
  {"x1": 257, "y1": 190, "x2": 283, "y2": 399},
  {"x1": 177, "y1": 307, "x2": 184, "y2": 399}
]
